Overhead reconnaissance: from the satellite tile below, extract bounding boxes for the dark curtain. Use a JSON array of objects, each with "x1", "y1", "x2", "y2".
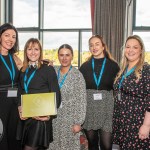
[
  {"x1": 90, "y1": 0, "x2": 95, "y2": 33},
  {"x1": 92, "y1": 0, "x2": 126, "y2": 62}
]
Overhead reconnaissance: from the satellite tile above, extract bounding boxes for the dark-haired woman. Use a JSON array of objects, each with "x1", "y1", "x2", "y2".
[
  {"x1": 79, "y1": 35, "x2": 119, "y2": 150},
  {"x1": 50, "y1": 44, "x2": 86, "y2": 150},
  {"x1": 0, "y1": 23, "x2": 22, "y2": 150}
]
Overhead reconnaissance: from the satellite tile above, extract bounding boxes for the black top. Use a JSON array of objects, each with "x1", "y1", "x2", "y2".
[
  {"x1": 79, "y1": 57, "x2": 120, "y2": 90},
  {"x1": 17, "y1": 64, "x2": 61, "y2": 148},
  {"x1": 19, "y1": 64, "x2": 61, "y2": 108},
  {"x1": 0, "y1": 54, "x2": 20, "y2": 150},
  {"x1": 0, "y1": 54, "x2": 19, "y2": 90}
]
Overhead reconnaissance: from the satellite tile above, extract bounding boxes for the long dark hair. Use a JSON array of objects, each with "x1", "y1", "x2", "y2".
[{"x1": 0, "y1": 23, "x2": 19, "y2": 54}]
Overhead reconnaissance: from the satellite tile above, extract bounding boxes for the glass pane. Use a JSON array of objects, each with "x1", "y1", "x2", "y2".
[
  {"x1": 44, "y1": 0, "x2": 91, "y2": 29},
  {"x1": 136, "y1": 0, "x2": 150, "y2": 26},
  {"x1": 133, "y1": 32, "x2": 150, "y2": 64},
  {"x1": 43, "y1": 32, "x2": 78, "y2": 66},
  {"x1": 13, "y1": 0, "x2": 38, "y2": 27},
  {"x1": 17, "y1": 32, "x2": 38, "y2": 61},
  {"x1": 81, "y1": 32, "x2": 92, "y2": 64}
]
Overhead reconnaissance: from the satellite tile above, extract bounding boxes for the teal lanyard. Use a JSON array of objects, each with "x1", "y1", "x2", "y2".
[
  {"x1": 0, "y1": 54, "x2": 15, "y2": 87},
  {"x1": 24, "y1": 68, "x2": 37, "y2": 93},
  {"x1": 57, "y1": 65, "x2": 72, "y2": 89},
  {"x1": 118, "y1": 66, "x2": 136, "y2": 89},
  {"x1": 92, "y1": 58, "x2": 106, "y2": 89}
]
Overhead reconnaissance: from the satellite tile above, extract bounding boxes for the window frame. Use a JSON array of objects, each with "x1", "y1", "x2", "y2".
[
  {"x1": 133, "y1": 0, "x2": 150, "y2": 31},
  {"x1": 4, "y1": 0, "x2": 92, "y2": 68}
]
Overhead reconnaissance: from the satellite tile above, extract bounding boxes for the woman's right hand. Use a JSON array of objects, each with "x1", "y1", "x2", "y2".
[
  {"x1": 139, "y1": 124, "x2": 150, "y2": 140},
  {"x1": 32, "y1": 116, "x2": 50, "y2": 121},
  {"x1": 72, "y1": 124, "x2": 82, "y2": 134},
  {"x1": 18, "y1": 106, "x2": 28, "y2": 120}
]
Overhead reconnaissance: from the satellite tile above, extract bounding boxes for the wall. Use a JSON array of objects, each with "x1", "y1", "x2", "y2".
[{"x1": 0, "y1": 0, "x2": 5, "y2": 25}]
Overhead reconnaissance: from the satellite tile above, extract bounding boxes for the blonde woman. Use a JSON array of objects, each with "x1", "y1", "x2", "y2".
[
  {"x1": 17, "y1": 38, "x2": 61, "y2": 150},
  {"x1": 113, "y1": 35, "x2": 150, "y2": 149}
]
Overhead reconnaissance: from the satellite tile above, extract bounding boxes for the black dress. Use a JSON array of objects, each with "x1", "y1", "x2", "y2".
[
  {"x1": 113, "y1": 63, "x2": 150, "y2": 149},
  {"x1": 17, "y1": 64, "x2": 61, "y2": 149},
  {"x1": 0, "y1": 54, "x2": 21, "y2": 150}
]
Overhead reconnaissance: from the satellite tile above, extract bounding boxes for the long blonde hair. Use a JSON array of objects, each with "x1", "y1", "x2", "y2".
[
  {"x1": 22, "y1": 38, "x2": 43, "y2": 72},
  {"x1": 115, "y1": 35, "x2": 145, "y2": 83}
]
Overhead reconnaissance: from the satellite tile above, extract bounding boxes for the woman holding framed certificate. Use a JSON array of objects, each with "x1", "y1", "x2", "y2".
[
  {"x1": 17, "y1": 38, "x2": 61, "y2": 150},
  {"x1": 50, "y1": 44, "x2": 87, "y2": 150}
]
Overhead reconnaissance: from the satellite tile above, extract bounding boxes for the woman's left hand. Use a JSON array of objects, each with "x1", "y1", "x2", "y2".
[
  {"x1": 33, "y1": 116, "x2": 50, "y2": 121},
  {"x1": 139, "y1": 124, "x2": 150, "y2": 140},
  {"x1": 72, "y1": 124, "x2": 82, "y2": 134}
]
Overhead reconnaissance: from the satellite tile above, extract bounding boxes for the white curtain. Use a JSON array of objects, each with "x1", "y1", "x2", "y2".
[{"x1": 124, "y1": 0, "x2": 134, "y2": 43}]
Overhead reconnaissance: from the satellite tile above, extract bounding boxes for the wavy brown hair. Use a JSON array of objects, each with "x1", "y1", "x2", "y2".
[
  {"x1": 22, "y1": 38, "x2": 43, "y2": 72},
  {"x1": 114, "y1": 35, "x2": 145, "y2": 83}
]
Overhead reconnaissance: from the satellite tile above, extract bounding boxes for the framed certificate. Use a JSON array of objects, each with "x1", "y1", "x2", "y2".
[{"x1": 21, "y1": 92, "x2": 57, "y2": 117}]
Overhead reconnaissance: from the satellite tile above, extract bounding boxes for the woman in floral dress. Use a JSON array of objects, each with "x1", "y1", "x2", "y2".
[{"x1": 113, "y1": 35, "x2": 150, "y2": 149}]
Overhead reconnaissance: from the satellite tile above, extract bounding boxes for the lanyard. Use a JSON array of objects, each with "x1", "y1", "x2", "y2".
[
  {"x1": 92, "y1": 58, "x2": 106, "y2": 89},
  {"x1": 118, "y1": 66, "x2": 136, "y2": 89},
  {"x1": 57, "y1": 65, "x2": 72, "y2": 89},
  {"x1": 24, "y1": 68, "x2": 37, "y2": 93},
  {"x1": 0, "y1": 54, "x2": 15, "y2": 87}
]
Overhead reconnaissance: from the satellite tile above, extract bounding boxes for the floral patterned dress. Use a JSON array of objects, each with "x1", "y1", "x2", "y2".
[
  {"x1": 49, "y1": 66, "x2": 87, "y2": 150},
  {"x1": 113, "y1": 63, "x2": 150, "y2": 150}
]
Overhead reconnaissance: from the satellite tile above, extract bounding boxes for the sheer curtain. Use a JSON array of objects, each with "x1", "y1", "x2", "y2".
[
  {"x1": 124, "y1": 0, "x2": 134, "y2": 43},
  {"x1": 92, "y1": 0, "x2": 129, "y2": 62}
]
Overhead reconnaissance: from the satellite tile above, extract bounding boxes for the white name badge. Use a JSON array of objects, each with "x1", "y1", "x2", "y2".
[
  {"x1": 93, "y1": 93, "x2": 102, "y2": 100},
  {"x1": 59, "y1": 102, "x2": 63, "y2": 108},
  {"x1": 7, "y1": 88, "x2": 18, "y2": 97},
  {"x1": 118, "y1": 93, "x2": 121, "y2": 101}
]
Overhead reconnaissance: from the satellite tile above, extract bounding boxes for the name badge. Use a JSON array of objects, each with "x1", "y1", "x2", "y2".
[
  {"x1": 118, "y1": 92, "x2": 121, "y2": 101},
  {"x1": 7, "y1": 88, "x2": 18, "y2": 97},
  {"x1": 93, "y1": 93, "x2": 102, "y2": 100},
  {"x1": 117, "y1": 91, "x2": 121, "y2": 101},
  {"x1": 59, "y1": 102, "x2": 63, "y2": 108}
]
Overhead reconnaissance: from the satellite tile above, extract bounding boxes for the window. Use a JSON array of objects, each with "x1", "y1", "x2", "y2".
[
  {"x1": 81, "y1": 32, "x2": 92, "y2": 64},
  {"x1": 133, "y1": 0, "x2": 150, "y2": 63},
  {"x1": 12, "y1": 0, "x2": 92, "y2": 67},
  {"x1": 43, "y1": 31, "x2": 79, "y2": 66},
  {"x1": 134, "y1": 0, "x2": 150, "y2": 27},
  {"x1": 18, "y1": 32, "x2": 38, "y2": 61},
  {"x1": 44, "y1": 0, "x2": 91, "y2": 29},
  {"x1": 13, "y1": 0, "x2": 38, "y2": 27}
]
